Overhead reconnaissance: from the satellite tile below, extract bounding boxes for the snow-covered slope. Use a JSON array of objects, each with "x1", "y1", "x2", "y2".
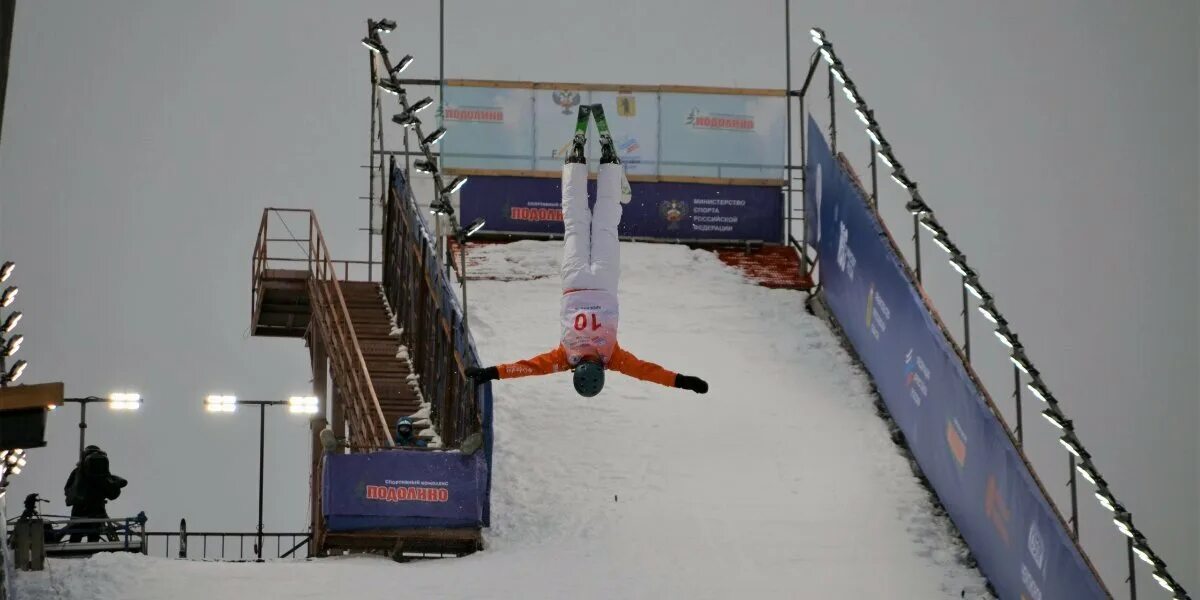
[{"x1": 14, "y1": 241, "x2": 988, "y2": 599}]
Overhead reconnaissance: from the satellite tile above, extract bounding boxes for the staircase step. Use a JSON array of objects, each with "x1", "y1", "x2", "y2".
[
  {"x1": 380, "y1": 403, "x2": 423, "y2": 413},
  {"x1": 349, "y1": 319, "x2": 393, "y2": 327},
  {"x1": 375, "y1": 383, "x2": 419, "y2": 396},
  {"x1": 344, "y1": 310, "x2": 387, "y2": 317}
]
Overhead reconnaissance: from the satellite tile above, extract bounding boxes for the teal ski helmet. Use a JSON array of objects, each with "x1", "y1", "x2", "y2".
[{"x1": 573, "y1": 359, "x2": 605, "y2": 397}]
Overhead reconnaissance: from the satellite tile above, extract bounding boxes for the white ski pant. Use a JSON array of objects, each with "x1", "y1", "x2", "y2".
[{"x1": 561, "y1": 163, "x2": 624, "y2": 293}]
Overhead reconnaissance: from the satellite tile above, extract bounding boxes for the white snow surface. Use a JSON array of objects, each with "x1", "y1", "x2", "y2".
[{"x1": 14, "y1": 241, "x2": 988, "y2": 599}]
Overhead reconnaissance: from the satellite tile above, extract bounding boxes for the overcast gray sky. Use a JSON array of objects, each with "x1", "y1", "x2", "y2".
[{"x1": 1, "y1": 0, "x2": 1195, "y2": 594}]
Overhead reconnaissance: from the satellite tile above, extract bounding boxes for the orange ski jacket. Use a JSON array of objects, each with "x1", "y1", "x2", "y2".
[{"x1": 496, "y1": 344, "x2": 677, "y2": 388}]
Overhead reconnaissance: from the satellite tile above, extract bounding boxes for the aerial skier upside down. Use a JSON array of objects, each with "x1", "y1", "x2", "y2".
[{"x1": 467, "y1": 104, "x2": 709, "y2": 397}]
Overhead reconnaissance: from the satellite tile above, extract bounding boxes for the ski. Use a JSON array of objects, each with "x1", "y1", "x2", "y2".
[
  {"x1": 591, "y1": 103, "x2": 620, "y2": 165},
  {"x1": 591, "y1": 103, "x2": 633, "y2": 203},
  {"x1": 566, "y1": 104, "x2": 591, "y2": 164}
]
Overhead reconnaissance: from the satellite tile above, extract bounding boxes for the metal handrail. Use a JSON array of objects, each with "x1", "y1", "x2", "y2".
[
  {"x1": 305, "y1": 211, "x2": 393, "y2": 449},
  {"x1": 252, "y1": 208, "x2": 392, "y2": 449}
]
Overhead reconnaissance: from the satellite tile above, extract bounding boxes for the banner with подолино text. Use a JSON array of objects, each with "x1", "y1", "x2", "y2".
[
  {"x1": 322, "y1": 449, "x2": 488, "y2": 531},
  {"x1": 459, "y1": 175, "x2": 783, "y2": 243}
]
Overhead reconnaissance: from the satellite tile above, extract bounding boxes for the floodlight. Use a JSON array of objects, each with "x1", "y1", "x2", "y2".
[
  {"x1": 409, "y1": 97, "x2": 434, "y2": 114},
  {"x1": 978, "y1": 300, "x2": 1001, "y2": 324},
  {"x1": 932, "y1": 235, "x2": 955, "y2": 255},
  {"x1": 1, "y1": 311, "x2": 22, "y2": 334},
  {"x1": 108, "y1": 392, "x2": 141, "y2": 411},
  {"x1": 1076, "y1": 460, "x2": 1100, "y2": 485},
  {"x1": 391, "y1": 54, "x2": 415, "y2": 74},
  {"x1": 446, "y1": 176, "x2": 469, "y2": 195},
  {"x1": 372, "y1": 19, "x2": 396, "y2": 33},
  {"x1": 287, "y1": 395, "x2": 319, "y2": 415},
  {"x1": 361, "y1": 37, "x2": 387, "y2": 54},
  {"x1": 378, "y1": 79, "x2": 405, "y2": 96},
  {"x1": 205, "y1": 394, "x2": 237, "y2": 413},
  {"x1": 1010, "y1": 347, "x2": 1032, "y2": 374},
  {"x1": 392, "y1": 112, "x2": 419, "y2": 128},
  {"x1": 423, "y1": 128, "x2": 447, "y2": 146},
  {"x1": 1113, "y1": 512, "x2": 1135, "y2": 539},
  {"x1": 1041, "y1": 406, "x2": 1070, "y2": 430},
  {"x1": 877, "y1": 146, "x2": 895, "y2": 168},
  {"x1": 414, "y1": 159, "x2": 436, "y2": 174},
  {"x1": 1026, "y1": 380, "x2": 1051, "y2": 403},
  {"x1": 464, "y1": 218, "x2": 487, "y2": 239},
  {"x1": 964, "y1": 278, "x2": 984, "y2": 300},
  {"x1": 1132, "y1": 541, "x2": 1155, "y2": 566},
  {"x1": 0, "y1": 261, "x2": 12, "y2": 283},
  {"x1": 948, "y1": 256, "x2": 970, "y2": 277},
  {"x1": 3, "y1": 334, "x2": 22, "y2": 357},
  {"x1": 919, "y1": 216, "x2": 943, "y2": 237},
  {"x1": 831, "y1": 64, "x2": 846, "y2": 84},
  {"x1": 3, "y1": 359, "x2": 26, "y2": 383},
  {"x1": 866, "y1": 126, "x2": 882, "y2": 146},
  {"x1": 1152, "y1": 571, "x2": 1176, "y2": 593},
  {"x1": 1059, "y1": 431, "x2": 1086, "y2": 459},
  {"x1": 1, "y1": 286, "x2": 17, "y2": 307},
  {"x1": 993, "y1": 326, "x2": 1012, "y2": 350}
]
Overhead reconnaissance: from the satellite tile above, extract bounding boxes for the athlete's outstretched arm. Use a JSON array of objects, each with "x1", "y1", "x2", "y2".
[
  {"x1": 467, "y1": 346, "x2": 571, "y2": 382},
  {"x1": 607, "y1": 346, "x2": 709, "y2": 393}
]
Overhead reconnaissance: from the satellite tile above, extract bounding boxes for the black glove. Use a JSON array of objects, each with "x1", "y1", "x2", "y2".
[
  {"x1": 466, "y1": 366, "x2": 499, "y2": 383},
  {"x1": 674, "y1": 374, "x2": 708, "y2": 394}
]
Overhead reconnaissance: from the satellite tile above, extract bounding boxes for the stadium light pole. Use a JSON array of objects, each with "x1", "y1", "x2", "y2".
[
  {"x1": 1059, "y1": 429, "x2": 1085, "y2": 540},
  {"x1": 456, "y1": 217, "x2": 486, "y2": 323},
  {"x1": 1126, "y1": 535, "x2": 1137, "y2": 599},
  {"x1": 1013, "y1": 364, "x2": 1025, "y2": 445},
  {"x1": 204, "y1": 394, "x2": 317, "y2": 560},
  {"x1": 62, "y1": 393, "x2": 142, "y2": 460},
  {"x1": 946, "y1": 256, "x2": 972, "y2": 361}
]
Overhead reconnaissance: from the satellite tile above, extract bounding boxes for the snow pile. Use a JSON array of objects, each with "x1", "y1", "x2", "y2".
[
  {"x1": 378, "y1": 287, "x2": 442, "y2": 448},
  {"x1": 14, "y1": 240, "x2": 989, "y2": 599}
]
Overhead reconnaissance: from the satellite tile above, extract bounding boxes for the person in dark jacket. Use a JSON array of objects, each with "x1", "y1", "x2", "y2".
[
  {"x1": 394, "y1": 418, "x2": 427, "y2": 448},
  {"x1": 64, "y1": 445, "x2": 127, "y2": 542}
]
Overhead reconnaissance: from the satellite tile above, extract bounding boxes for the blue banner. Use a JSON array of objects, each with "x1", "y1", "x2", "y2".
[
  {"x1": 802, "y1": 119, "x2": 829, "y2": 252},
  {"x1": 459, "y1": 175, "x2": 783, "y2": 243},
  {"x1": 808, "y1": 117, "x2": 1106, "y2": 599},
  {"x1": 322, "y1": 449, "x2": 489, "y2": 531}
]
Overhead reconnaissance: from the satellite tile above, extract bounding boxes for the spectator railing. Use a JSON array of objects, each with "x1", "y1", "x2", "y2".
[{"x1": 146, "y1": 520, "x2": 309, "y2": 561}]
